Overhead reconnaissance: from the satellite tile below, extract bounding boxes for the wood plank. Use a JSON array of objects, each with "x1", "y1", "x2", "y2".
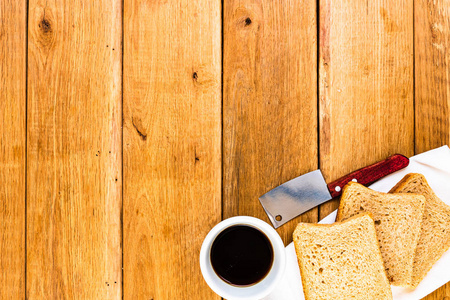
[
  {"x1": 415, "y1": 0, "x2": 450, "y2": 298},
  {"x1": 425, "y1": 283, "x2": 450, "y2": 300},
  {"x1": 0, "y1": 1, "x2": 26, "y2": 299},
  {"x1": 415, "y1": 0, "x2": 450, "y2": 153},
  {"x1": 319, "y1": 0, "x2": 415, "y2": 218},
  {"x1": 27, "y1": 0, "x2": 122, "y2": 298},
  {"x1": 223, "y1": 0, "x2": 318, "y2": 245},
  {"x1": 123, "y1": 0, "x2": 221, "y2": 298}
]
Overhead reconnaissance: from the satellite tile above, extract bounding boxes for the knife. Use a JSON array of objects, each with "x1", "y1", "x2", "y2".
[{"x1": 259, "y1": 154, "x2": 409, "y2": 228}]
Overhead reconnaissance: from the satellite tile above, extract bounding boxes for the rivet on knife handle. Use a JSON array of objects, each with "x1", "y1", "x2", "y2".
[
  {"x1": 327, "y1": 154, "x2": 409, "y2": 198},
  {"x1": 258, "y1": 154, "x2": 409, "y2": 228}
]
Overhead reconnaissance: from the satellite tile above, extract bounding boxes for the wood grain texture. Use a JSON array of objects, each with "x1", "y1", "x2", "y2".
[
  {"x1": 123, "y1": 0, "x2": 221, "y2": 299},
  {"x1": 416, "y1": 0, "x2": 450, "y2": 298},
  {"x1": 223, "y1": 0, "x2": 318, "y2": 245},
  {"x1": 319, "y1": 0, "x2": 415, "y2": 218},
  {"x1": 0, "y1": 1, "x2": 26, "y2": 299},
  {"x1": 425, "y1": 285, "x2": 450, "y2": 300},
  {"x1": 27, "y1": 0, "x2": 122, "y2": 298},
  {"x1": 415, "y1": 0, "x2": 450, "y2": 154}
]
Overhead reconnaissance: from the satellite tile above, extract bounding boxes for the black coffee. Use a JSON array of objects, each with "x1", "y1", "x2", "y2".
[{"x1": 210, "y1": 225, "x2": 274, "y2": 286}]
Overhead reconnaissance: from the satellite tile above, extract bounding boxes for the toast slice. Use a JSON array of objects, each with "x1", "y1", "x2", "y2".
[
  {"x1": 390, "y1": 173, "x2": 450, "y2": 288},
  {"x1": 336, "y1": 182, "x2": 425, "y2": 287},
  {"x1": 293, "y1": 213, "x2": 392, "y2": 300}
]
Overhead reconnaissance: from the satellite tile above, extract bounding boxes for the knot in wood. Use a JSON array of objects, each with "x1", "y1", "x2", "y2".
[{"x1": 39, "y1": 18, "x2": 52, "y2": 33}]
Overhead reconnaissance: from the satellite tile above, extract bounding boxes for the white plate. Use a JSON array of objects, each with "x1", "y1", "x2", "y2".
[{"x1": 264, "y1": 146, "x2": 450, "y2": 300}]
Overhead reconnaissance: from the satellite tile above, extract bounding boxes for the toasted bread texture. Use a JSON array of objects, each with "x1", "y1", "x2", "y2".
[
  {"x1": 336, "y1": 182, "x2": 425, "y2": 287},
  {"x1": 293, "y1": 213, "x2": 392, "y2": 300},
  {"x1": 390, "y1": 173, "x2": 450, "y2": 288}
]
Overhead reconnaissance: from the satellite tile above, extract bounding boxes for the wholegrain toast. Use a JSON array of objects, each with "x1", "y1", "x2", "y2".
[
  {"x1": 293, "y1": 213, "x2": 392, "y2": 300},
  {"x1": 336, "y1": 182, "x2": 425, "y2": 287},
  {"x1": 390, "y1": 173, "x2": 450, "y2": 288}
]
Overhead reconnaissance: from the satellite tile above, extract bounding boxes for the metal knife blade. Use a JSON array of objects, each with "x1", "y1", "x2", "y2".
[{"x1": 259, "y1": 170, "x2": 332, "y2": 228}]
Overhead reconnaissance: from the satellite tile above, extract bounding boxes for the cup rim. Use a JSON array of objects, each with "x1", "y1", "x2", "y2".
[{"x1": 200, "y1": 216, "x2": 286, "y2": 300}]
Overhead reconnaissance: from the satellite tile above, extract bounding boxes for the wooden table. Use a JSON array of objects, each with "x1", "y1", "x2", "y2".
[{"x1": 1, "y1": 0, "x2": 449, "y2": 299}]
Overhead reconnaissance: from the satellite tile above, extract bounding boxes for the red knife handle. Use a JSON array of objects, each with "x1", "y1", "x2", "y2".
[{"x1": 327, "y1": 154, "x2": 409, "y2": 198}]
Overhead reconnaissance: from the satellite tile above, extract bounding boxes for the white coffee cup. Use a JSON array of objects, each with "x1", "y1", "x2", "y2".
[{"x1": 200, "y1": 216, "x2": 286, "y2": 300}]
